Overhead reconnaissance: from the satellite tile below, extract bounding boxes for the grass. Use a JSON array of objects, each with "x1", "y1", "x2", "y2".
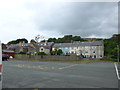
[{"x1": 12, "y1": 58, "x2": 117, "y2": 63}]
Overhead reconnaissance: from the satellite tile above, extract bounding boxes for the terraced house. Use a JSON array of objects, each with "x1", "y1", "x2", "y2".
[{"x1": 52, "y1": 41, "x2": 104, "y2": 58}]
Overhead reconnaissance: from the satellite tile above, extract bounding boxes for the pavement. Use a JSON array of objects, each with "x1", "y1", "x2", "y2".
[{"x1": 2, "y1": 59, "x2": 119, "y2": 88}]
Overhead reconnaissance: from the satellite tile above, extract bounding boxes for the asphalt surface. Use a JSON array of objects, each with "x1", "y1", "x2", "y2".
[
  {"x1": 118, "y1": 63, "x2": 120, "y2": 89},
  {"x1": 2, "y1": 60, "x2": 118, "y2": 88}
]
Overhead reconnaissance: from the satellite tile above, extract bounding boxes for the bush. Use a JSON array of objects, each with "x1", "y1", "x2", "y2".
[
  {"x1": 19, "y1": 52, "x2": 26, "y2": 54},
  {"x1": 37, "y1": 52, "x2": 47, "y2": 56},
  {"x1": 52, "y1": 49, "x2": 63, "y2": 55},
  {"x1": 57, "y1": 49, "x2": 63, "y2": 55}
]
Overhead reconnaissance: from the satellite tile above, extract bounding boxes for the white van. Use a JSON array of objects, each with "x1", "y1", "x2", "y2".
[{"x1": 0, "y1": 41, "x2": 2, "y2": 89}]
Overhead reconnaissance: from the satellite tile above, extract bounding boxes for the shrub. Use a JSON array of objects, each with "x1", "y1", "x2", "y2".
[
  {"x1": 37, "y1": 52, "x2": 47, "y2": 56},
  {"x1": 57, "y1": 49, "x2": 63, "y2": 55},
  {"x1": 19, "y1": 51, "x2": 26, "y2": 54}
]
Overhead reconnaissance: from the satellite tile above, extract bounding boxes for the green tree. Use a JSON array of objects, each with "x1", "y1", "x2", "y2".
[
  {"x1": 37, "y1": 52, "x2": 47, "y2": 59},
  {"x1": 19, "y1": 51, "x2": 26, "y2": 54},
  {"x1": 45, "y1": 35, "x2": 87, "y2": 43},
  {"x1": 73, "y1": 36, "x2": 85, "y2": 41},
  {"x1": 48, "y1": 38, "x2": 57, "y2": 42},
  {"x1": 52, "y1": 48, "x2": 58, "y2": 55},
  {"x1": 52, "y1": 48, "x2": 63, "y2": 55},
  {"x1": 104, "y1": 34, "x2": 120, "y2": 60},
  {"x1": 57, "y1": 49, "x2": 63, "y2": 55},
  {"x1": 37, "y1": 52, "x2": 47, "y2": 55},
  {"x1": 7, "y1": 38, "x2": 28, "y2": 45},
  {"x1": 30, "y1": 39, "x2": 36, "y2": 44}
]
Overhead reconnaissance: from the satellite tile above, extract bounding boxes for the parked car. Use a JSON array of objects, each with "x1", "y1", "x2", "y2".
[{"x1": 2, "y1": 54, "x2": 9, "y2": 61}]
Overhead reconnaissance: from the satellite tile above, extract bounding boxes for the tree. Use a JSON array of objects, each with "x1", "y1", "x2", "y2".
[
  {"x1": 19, "y1": 51, "x2": 26, "y2": 54},
  {"x1": 57, "y1": 49, "x2": 63, "y2": 55},
  {"x1": 52, "y1": 48, "x2": 63, "y2": 55},
  {"x1": 37, "y1": 52, "x2": 47, "y2": 55},
  {"x1": 35, "y1": 34, "x2": 44, "y2": 42},
  {"x1": 46, "y1": 35, "x2": 86, "y2": 43},
  {"x1": 104, "y1": 34, "x2": 120, "y2": 60},
  {"x1": 72, "y1": 36, "x2": 85, "y2": 41},
  {"x1": 52, "y1": 48, "x2": 58, "y2": 55},
  {"x1": 7, "y1": 38, "x2": 28, "y2": 45},
  {"x1": 30, "y1": 39, "x2": 36, "y2": 44},
  {"x1": 48, "y1": 38, "x2": 57, "y2": 42},
  {"x1": 36, "y1": 52, "x2": 47, "y2": 59}
]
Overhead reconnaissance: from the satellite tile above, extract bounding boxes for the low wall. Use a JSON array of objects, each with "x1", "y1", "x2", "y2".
[{"x1": 14, "y1": 55, "x2": 81, "y2": 61}]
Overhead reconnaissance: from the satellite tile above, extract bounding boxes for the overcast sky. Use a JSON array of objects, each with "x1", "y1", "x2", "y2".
[{"x1": 0, "y1": 0, "x2": 118, "y2": 44}]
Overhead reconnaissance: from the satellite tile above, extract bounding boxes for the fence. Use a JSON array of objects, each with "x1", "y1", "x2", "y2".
[{"x1": 15, "y1": 55, "x2": 82, "y2": 61}]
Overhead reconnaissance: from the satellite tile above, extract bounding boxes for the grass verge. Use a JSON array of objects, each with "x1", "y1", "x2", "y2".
[{"x1": 12, "y1": 58, "x2": 117, "y2": 63}]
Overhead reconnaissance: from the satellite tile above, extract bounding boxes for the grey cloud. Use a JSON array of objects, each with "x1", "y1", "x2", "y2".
[{"x1": 27, "y1": 2, "x2": 118, "y2": 38}]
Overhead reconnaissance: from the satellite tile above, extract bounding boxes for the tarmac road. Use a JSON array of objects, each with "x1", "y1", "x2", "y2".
[{"x1": 2, "y1": 60, "x2": 119, "y2": 88}]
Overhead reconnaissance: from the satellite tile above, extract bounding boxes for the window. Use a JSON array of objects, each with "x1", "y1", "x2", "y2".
[
  {"x1": 41, "y1": 48, "x2": 43, "y2": 51},
  {"x1": 65, "y1": 47, "x2": 68, "y2": 49},
  {"x1": 71, "y1": 51, "x2": 74, "y2": 54},
  {"x1": 41, "y1": 44, "x2": 44, "y2": 45}
]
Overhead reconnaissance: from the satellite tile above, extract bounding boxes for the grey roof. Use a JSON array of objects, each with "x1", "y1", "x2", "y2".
[
  {"x1": 2, "y1": 50, "x2": 14, "y2": 53},
  {"x1": 53, "y1": 41, "x2": 103, "y2": 47},
  {"x1": 53, "y1": 43, "x2": 72, "y2": 47},
  {"x1": 36, "y1": 42, "x2": 54, "y2": 47},
  {"x1": 23, "y1": 43, "x2": 30, "y2": 47}
]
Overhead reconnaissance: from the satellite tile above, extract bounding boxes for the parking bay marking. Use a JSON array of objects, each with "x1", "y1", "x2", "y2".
[{"x1": 114, "y1": 63, "x2": 120, "y2": 80}]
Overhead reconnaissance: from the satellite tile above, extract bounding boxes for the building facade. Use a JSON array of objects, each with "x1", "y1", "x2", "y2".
[
  {"x1": 52, "y1": 41, "x2": 104, "y2": 58},
  {"x1": 35, "y1": 42, "x2": 54, "y2": 54}
]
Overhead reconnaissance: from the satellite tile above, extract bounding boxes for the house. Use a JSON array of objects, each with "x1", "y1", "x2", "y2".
[
  {"x1": 7, "y1": 44, "x2": 21, "y2": 53},
  {"x1": 7, "y1": 42, "x2": 31, "y2": 53},
  {"x1": 7, "y1": 40, "x2": 54, "y2": 55},
  {"x1": 35, "y1": 41, "x2": 54, "y2": 54},
  {"x1": 52, "y1": 43, "x2": 71, "y2": 55},
  {"x1": 52, "y1": 41, "x2": 104, "y2": 58}
]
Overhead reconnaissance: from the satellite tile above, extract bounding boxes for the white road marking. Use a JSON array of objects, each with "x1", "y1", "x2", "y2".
[
  {"x1": 11, "y1": 64, "x2": 78, "y2": 70},
  {"x1": 58, "y1": 64, "x2": 78, "y2": 70},
  {"x1": 114, "y1": 63, "x2": 120, "y2": 80}
]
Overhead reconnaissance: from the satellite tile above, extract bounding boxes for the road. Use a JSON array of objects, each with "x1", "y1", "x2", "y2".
[{"x1": 2, "y1": 60, "x2": 118, "y2": 88}]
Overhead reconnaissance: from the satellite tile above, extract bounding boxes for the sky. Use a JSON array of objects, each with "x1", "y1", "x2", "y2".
[{"x1": 0, "y1": 0, "x2": 118, "y2": 44}]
